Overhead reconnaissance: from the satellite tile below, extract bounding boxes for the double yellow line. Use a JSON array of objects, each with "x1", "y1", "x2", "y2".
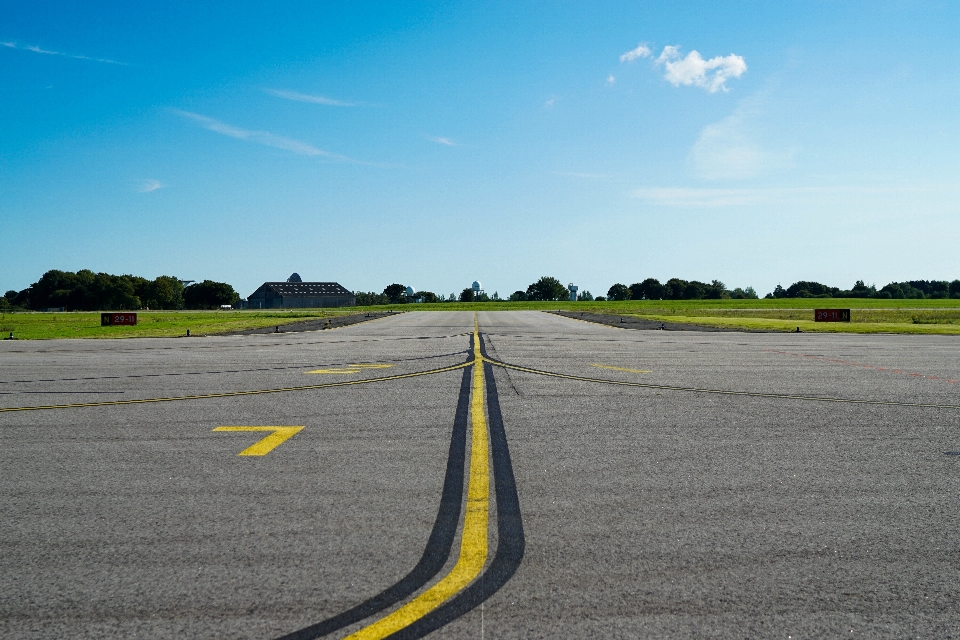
[{"x1": 343, "y1": 314, "x2": 490, "y2": 638}]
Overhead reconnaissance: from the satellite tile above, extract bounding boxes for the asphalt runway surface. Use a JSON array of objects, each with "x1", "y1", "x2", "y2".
[{"x1": 1, "y1": 311, "x2": 958, "y2": 638}]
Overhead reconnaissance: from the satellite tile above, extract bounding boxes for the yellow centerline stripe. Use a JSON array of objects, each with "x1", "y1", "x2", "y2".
[
  {"x1": 0, "y1": 362, "x2": 471, "y2": 413},
  {"x1": 485, "y1": 357, "x2": 960, "y2": 410},
  {"x1": 344, "y1": 314, "x2": 490, "y2": 639}
]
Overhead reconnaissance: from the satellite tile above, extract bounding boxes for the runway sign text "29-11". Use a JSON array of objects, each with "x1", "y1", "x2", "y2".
[
  {"x1": 101, "y1": 313, "x2": 137, "y2": 326},
  {"x1": 814, "y1": 309, "x2": 850, "y2": 322}
]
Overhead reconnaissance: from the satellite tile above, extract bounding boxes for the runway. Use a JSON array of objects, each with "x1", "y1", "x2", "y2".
[{"x1": 1, "y1": 311, "x2": 958, "y2": 638}]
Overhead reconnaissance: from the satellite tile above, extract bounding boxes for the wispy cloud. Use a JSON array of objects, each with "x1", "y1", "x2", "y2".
[
  {"x1": 1, "y1": 40, "x2": 126, "y2": 65},
  {"x1": 619, "y1": 43, "x2": 651, "y2": 63},
  {"x1": 606, "y1": 74, "x2": 616, "y2": 85},
  {"x1": 631, "y1": 186, "x2": 926, "y2": 207},
  {"x1": 544, "y1": 95, "x2": 557, "y2": 108},
  {"x1": 690, "y1": 89, "x2": 794, "y2": 180},
  {"x1": 263, "y1": 89, "x2": 357, "y2": 106},
  {"x1": 173, "y1": 110, "x2": 350, "y2": 159},
  {"x1": 426, "y1": 136, "x2": 459, "y2": 146},
  {"x1": 138, "y1": 179, "x2": 164, "y2": 193},
  {"x1": 655, "y1": 45, "x2": 746, "y2": 93}
]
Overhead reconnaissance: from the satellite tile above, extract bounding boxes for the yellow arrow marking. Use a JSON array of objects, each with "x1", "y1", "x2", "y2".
[
  {"x1": 591, "y1": 363, "x2": 651, "y2": 374},
  {"x1": 305, "y1": 363, "x2": 395, "y2": 374},
  {"x1": 213, "y1": 426, "x2": 304, "y2": 456}
]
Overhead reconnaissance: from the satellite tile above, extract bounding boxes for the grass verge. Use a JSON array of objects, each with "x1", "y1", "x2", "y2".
[
  {"x1": 630, "y1": 314, "x2": 960, "y2": 335},
  {"x1": 0, "y1": 310, "x2": 364, "y2": 340}
]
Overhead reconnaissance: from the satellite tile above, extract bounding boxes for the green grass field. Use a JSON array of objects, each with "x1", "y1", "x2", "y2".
[
  {"x1": 0, "y1": 309, "x2": 362, "y2": 340},
  {"x1": 3, "y1": 298, "x2": 960, "y2": 339}
]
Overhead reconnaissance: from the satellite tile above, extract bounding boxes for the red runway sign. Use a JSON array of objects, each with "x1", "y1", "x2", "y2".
[
  {"x1": 101, "y1": 313, "x2": 138, "y2": 326},
  {"x1": 814, "y1": 309, "x2": 850, "y2": 322}
]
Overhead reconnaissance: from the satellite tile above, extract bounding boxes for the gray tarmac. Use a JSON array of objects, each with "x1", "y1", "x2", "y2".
[{"x1": 1, "y1": 311, "x2": 958, "y2": 638}]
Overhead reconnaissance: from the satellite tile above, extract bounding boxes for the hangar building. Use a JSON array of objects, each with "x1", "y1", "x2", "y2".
[{"x1": 246, "y1": 277, "x2": 356, "y2": 308}]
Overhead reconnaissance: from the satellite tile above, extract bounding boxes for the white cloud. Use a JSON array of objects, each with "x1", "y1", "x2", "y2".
[
  {"x1": 173, "y1": 110, "x2": 349, "y2": 159},
  {"x1": 606, "y1": 74, "x2": 616, "y2": 85},
  {"x1": 655, "y1": 45, "x2": 746, "y2": 93},
  {"x1": 619, "y1": 43, "x2": 651, "y2": 63},
  {"x1": 426, "y1": 136, "x2": 458, "y2": 146},
  {"x1": 689, "y1": 91, "x2": 794, "y2": 180},
  {"x1": 138, "y1": 179, "x2": 164, "y2": 193},
  {"x1": 544, "y1": 96, "x2": 557, "y2": 108},
  {"x1": 1, "y1": 40, "x2": 126, "y2": 65},
  {"x1": 264, "y1": 89, "x2": 357, "y2": 106}
]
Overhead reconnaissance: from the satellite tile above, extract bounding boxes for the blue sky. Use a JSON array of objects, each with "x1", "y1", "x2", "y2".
[{"x1": 3, "y1": 1, "x2": 958, "y2": 299}]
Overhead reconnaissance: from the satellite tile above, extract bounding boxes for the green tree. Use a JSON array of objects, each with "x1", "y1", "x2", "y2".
[
  {"x1": 459, "y1": 287, "x2": 475, "y2": 302},
  {"x1": 577, "y1": 290, "x2": 594, "y2": 301},
  {"x1": 183, "y1": 280, "x2": 240, "y2": 309},
  {"x1": 508, "y1": 290, "x2": 528, "y2": 301},
  {"x1": 629, "y1": 278, "x2": 663, "y2": 300},
  {"x1": 785, "y1": 281, "x2": 839, "y2": 298},
  {"x1": 143, "y1": 276, "x2": 184, "y2": 309},
  {"x1": 526, "y1": 276, "x2": 568, "y2": 301},
  {"x1": 705, "y1": 280, "x2": 728, "y2": 299},
  {"x1": 682, "y1": 281, "x2": 706, "y2": 300},
  {"x1": 730, "y1": 286, "x2": 759, "y2": 299},
  {"x1": 847, "y1": 280, "x2": 876, "y2": 298},
  {"x1": 663, "y1": 278, "x2": 688, "y2": 300},
  {"x1": 606, "y1": 283, "x2": 631, "y2": 301},
  {"x1": 418, "y1": 291, "x2": 438, "y2": 303},
  {"x1": 355, "y1": 291, "x2": 389, "y2": 305},
  {"x1": 383, "y1": 283, "x2": 407, "y2": 304}
]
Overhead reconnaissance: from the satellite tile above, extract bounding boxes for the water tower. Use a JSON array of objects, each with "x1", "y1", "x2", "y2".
[
  {"x1": 568, "y1": 284, "x2": 578, "y2": 301},
  {"x1": 472, "y1": 281, "x2": 483, "y2": 295}
]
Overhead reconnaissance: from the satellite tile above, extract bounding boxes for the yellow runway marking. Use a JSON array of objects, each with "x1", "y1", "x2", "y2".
[
  {"x1": 591, "y1": 363, "x2": 651, "y2": 374},
  {"x1": 305, "y1": 364, "x2": 394, "y2": 374},
  {"x1": 344, "y1": 314, "x2": 490, "y2": 639},
  {"x1": 0, "y1": 362, "x2": 469, "y2": 413},
  {"x1": 213, "y1": 426, "x2": 304, "y2": 456}
]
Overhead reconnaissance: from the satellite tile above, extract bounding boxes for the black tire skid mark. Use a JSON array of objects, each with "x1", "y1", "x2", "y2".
[
  {"x1": 0, "y1": 351, "x2": 470, "y2": 386},
  {"x1": 275, "y1": 363, "x2": 473, "y2": 640},
  {"x1": 387, "y1": 337, "x2": 525, "y2": 639}
]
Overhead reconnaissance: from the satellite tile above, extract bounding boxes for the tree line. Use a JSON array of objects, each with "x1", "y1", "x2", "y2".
[
  {"x1": 508, "y1": 277, "x2": 758, "y2": 301},
  {"x1": 354, "y1": 276, "x2": 960, "y2": 304},
  {"x1": 354, "y1": 277, "x2": 759, "y2": 304},
  {"x1": 768, "y1": 279, "x2": 960, "y2": 299},
  {"x1": 354, "y1": 284, "x2": 488, "y2": 305},
  {"x1": 1, "y1": 270, "x2": 240, "y2": 311}
]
